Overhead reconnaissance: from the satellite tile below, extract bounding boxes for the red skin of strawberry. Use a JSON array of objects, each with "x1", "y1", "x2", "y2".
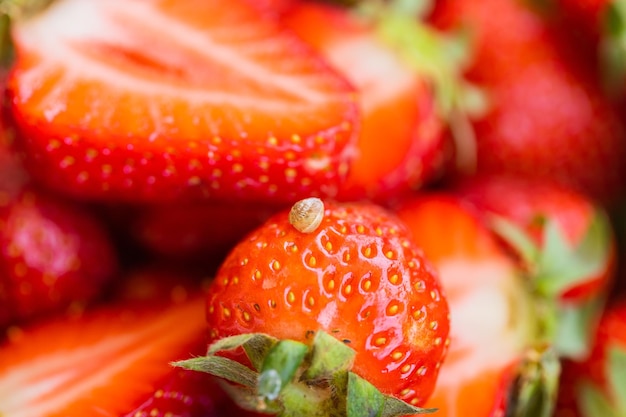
[
  {"x1": 0, "y1": 187, "x2": 118, "y2": 328},
  {"x1": 554, "y1": 0, "x2": 609, "y2": 38},
  {"x1": 130, "y1": 200, "x2": 283, "y2": 265},
  {"x1": 556, "y1": 301, "x2": 626, "y2": 417},
  {"x1": 7, "y1": 0, "x2": 359, "y2": 204},
  {"x1": 281, "y1": 1, "x2": 447, "y2": 202},
  {"x1": 0, "y1": 285, "x2": 218, "y2": 417},
  {"x1": 205, "y1": 200, "x2": 450, "y2": 407},
  {"x1": 395, "y1": 195, "x2": 535, "y2": 417},
  {"x1": 430, "y1": 0, "x2": 626, "y2": 205},
  {"x1": 452, "y1": 176, "x2": 615, "y2": 301}
]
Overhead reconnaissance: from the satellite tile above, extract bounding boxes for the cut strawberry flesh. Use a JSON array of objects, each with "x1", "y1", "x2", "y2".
[
  {"x1": 9, "y1": 0, "x2": 358, "y2": 202},
  {"x1": 0, "y1": 296, "x2": 207, "y2": 416}
]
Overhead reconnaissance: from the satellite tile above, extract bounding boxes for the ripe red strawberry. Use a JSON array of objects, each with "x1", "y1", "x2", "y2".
[
  {"x1": 176, "y1": 198, "x2": 450, "y2": 415},
  {"x1": 430, "y1": 0, "x2": 626, "y2": 205},
  {"x1": 556, "y1": 301, "x2": 626, "y2": 417},
  {"x1": 453, "y1": 176, "x2": 615, "y2": 360},
  {"x1": 280, "y1": 1, "x2": 447, "y2": 202},
  {"x1": 6, "y1": 0, "x2": 358, "y2": 204},
  {"x1": 0, "y1": 280, "x2": 217, "y2": 416},
  {"x1": 395, "y1": 195, "x2": 558, "y2": 417},
  {"x1": 0, "y1": 187, "x2": 118, "y2": 328}
]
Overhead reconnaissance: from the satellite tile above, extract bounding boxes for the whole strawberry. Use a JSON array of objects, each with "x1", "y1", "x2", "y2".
[
  {"x1": 0, "y1": 188, "x2": 118, "y2": 327},
  {"x1": 176, "y1": 198, "x2": 450, "y2": 416}
]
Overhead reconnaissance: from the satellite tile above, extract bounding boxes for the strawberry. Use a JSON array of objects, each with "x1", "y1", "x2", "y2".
[
  {"x1": 280, "y1": 1, "x2": 447, "y2": 202},
  {"x1": 430, "y1": 0, "x2": 626, "y2": 205},
  {"x1": 175, "y1": 197, "x2": 450, "y2": 416},
  {"x1": 0, "y1": 273, "x2": 218, "y2": 417},
  {"x1": 394, "y1": 195, "x2": 558, "y2": 417},
  {"x1": 556, "y1": 301, "x2": 626, "y2": 417},
  {"x1": 6, "y1": 0, "x2": 358, "y2": 204},
  {"x1": 0, "y1": 187, "x2": 118, "y2": 328},
  {"x1": 453, "y1": 175, "x2": 615, "y2": 359}
]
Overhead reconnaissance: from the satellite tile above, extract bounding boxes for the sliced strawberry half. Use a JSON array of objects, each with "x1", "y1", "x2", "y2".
[
  {"x1": 7, "y1": 0, "x2": 358, "y2": 203},
  {"x1": 395, "y1": 195, "x2": 547, "y2": 417},
  {"x1": 0, "y1": 292, "x2": 214, "y2": 416},
  {"x1": 453, "y1": 175, "x2": 615, "y2": 360}
]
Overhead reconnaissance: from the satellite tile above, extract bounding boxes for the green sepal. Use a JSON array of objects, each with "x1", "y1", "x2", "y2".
[
  {"x1": 489, "y1": 215, "x2": 540, "y2": 268},
  {"x1": 600, "y1": 0, "x2": 626, "y2": 95},
  {"x1": 303, "y1": 330, "x2": 356, "y2": 381},
  {"x1": 506, "y1": 346, "x2": 560, "y2": 417},
  {"x1": 172, "y1": 355, "x2": 258, "y2": 388},
  {"x1": 207, "y1": 332, "x2": 278, "y2": 371},
  {"x1": 576, "y1": 344, "x2": 626, "y2": 417},
  {"x1": 489, "y1": 211, "x2": 611, "y2": 299},
  {"x1": 553, "y1": 295, "x2": 605, "y2": 360},
  {"x1": 346, "y1": 372, "x2": 436, "y2": 417},
  {"x1": 578, "y1": 380, "x2": 621, "y2": 417},
  {"x1": 535, "y1": 211, "x2": 611, "y2": 298},
  {"x1": 258, "y1": 340, "x2": 308, "y2": 402},
  {"x1": 607, "y1": 345, "x2": 626, "y2": 412}
]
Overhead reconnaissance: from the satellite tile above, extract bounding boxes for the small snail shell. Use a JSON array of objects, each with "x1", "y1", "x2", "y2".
[{"x1": 289, "y1": 197, "x2": 325, "y2": 233}]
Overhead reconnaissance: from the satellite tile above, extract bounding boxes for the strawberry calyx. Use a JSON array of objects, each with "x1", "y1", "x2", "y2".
[
  {"x1": 489, "y1": 211, "x2": 611, "y2": 359},
  {"x1": 578, "y1": 344, "x2": 626, "y2": 417},
  {"x1": 173, "y1": 330, "x2": 436, "y2": 416},
  {"x1": 505, "y1": 345, "x2": 560, "y2": 417}
]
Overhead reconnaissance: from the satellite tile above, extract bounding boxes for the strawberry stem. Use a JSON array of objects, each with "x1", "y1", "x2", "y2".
[{"x1": 506, "y1": 346, "x2": 560, "y2": 417}]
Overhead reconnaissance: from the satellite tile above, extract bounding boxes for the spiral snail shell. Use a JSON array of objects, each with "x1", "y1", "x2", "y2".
[{"x1": 289, "y1": 197, "x2": 325, "y2": 233}]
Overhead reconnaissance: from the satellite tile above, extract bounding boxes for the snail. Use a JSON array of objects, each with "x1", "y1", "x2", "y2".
[{"x1": 289, "y1": 197, "x2": 324, "y2": 233}]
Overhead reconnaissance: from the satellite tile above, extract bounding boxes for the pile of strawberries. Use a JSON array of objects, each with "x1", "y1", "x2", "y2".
[{"x1": 1, "y1": 0, "x2": 626, "y2": 416}]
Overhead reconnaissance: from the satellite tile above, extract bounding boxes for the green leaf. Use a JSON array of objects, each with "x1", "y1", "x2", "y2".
[
  {"x1": 488, "y1": 215, "x2": 539, "y2": 267},
  {"x1": 381, "y1": 396, "x2": 437, "y2": 417},
  {"x1": 258, "y1": 340, "x2": 308, "y2": 402},
  {"x1": 346, "y1": 373, "x2": 436, "y2": 417},
  {"x1": 303, "y1": 330, "x2": 356, "y2": 382},
  {"x1": 578, "y1": 380, "x2": 621, "y2": 417},
  {"x1": 172, "y1": 355, "x2": 258, "y2": 388},
  {"x1": 553, "y1": 295, "x2": 605, "y2": 360},
  {"x1": 607, "y1": 345, "x2": 626, "y2": 412},
  {"x1": 535, "y1": 212, "x2": 611, "y2": 298},
  {"x1": 346, "y1": 373, "x2": 386, "y2": 417},
  {"x1": 207, "y1": 333, "x2": 277, "y2": 356}
]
